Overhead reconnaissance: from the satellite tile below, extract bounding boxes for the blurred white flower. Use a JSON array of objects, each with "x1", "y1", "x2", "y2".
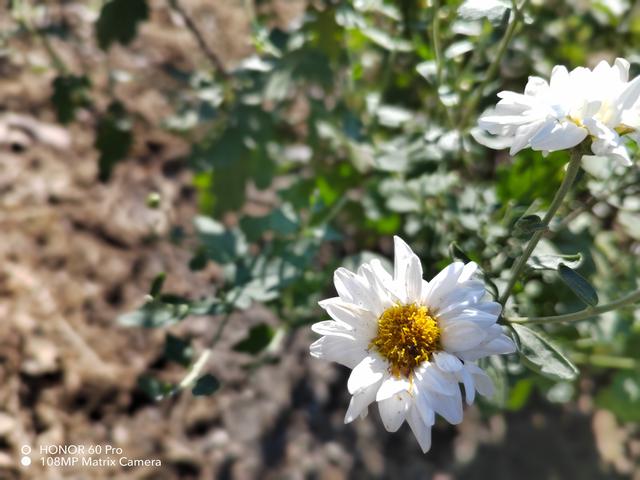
[
  {"x1": 477, "y1": 58, "x2": 640, "y2": 165},
  {"x1": 310, "y1": 237, "x2": 515, "y2": 452}
]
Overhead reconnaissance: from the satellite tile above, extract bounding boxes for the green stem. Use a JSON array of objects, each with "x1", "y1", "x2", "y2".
[
  {"x1": 168, "y1": 0, "x2": 229, "y2": 78},
  {"x1": 13, "y1": 0, "x2": 68, "y2": 74},
  {"x1": 552, "y1": 178, "x2": 639, "y2": 235},
  {"x1": 499, "y1": 147, "x2": 583, "y2": 305},
  {"x1": 432, "y1": 0, "x2": 443, "y2": 86},
  {"x1": 459, "y1": 0, "x2": 527, "y2": 127},
  {"x1": 571, "y1": 352, "x2": 640, "y2": 370},
  {"x1": 506, "y1": 287, "x2": 640, "y2": 324}
]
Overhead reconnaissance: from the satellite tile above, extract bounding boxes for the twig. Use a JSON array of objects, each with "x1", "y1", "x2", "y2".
[
  {"x1": 506, "y1": 287, "x2": 640, "y2": 324},
  {"x1": 459, "y1": 0, "x2": 529, "y2": 127},
  {"x1": 168, "y1": 0, "x2": 229, "y2": 79},
  {"x1": 499, "y1": 147, "x2": 583, "y2": 305}
]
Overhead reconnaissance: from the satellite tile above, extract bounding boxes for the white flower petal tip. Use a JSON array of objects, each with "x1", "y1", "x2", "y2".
[
  {"x1": 311, "y1": 237, "x2": 514, "y2": 452},
  {"x1": 477, "y1": 57, "x2": 640, "y2": 165}
]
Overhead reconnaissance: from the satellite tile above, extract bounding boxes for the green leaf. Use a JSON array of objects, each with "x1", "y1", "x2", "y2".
[
  {"x1": 96, "y1": 0, "x2": 149, "y2": 50},
  {"x1": 232, "y1": 323, "x2": 275, "y2": 355},
  {"x1": 528, "y1": 253, "x2": 582, "y2": 270},
  {"x1": 149, "y1": 273, "x2": 166, "y2": 298},
  {"x1": 596, "y1": 371, "x2": 640, "y2": 422},
  {"x1": 507, "y1": 379, "x2": 534, "y2": 411},
  {"x1": 514, "y1": 214, "x2": 546, "y2": 236},
  {"x1": 164, "y1": 334, "x2": 193, "y2": 367},
  {"x1": 51, "y1": 75, "x2": 91, "y2": 124},
  {"x1": 449, "y1": 242, "x2": 471, "y2": 263},
  {"x1": 137, "y1": 375, "x2": 173, "y2": 401},
  {"x1": 192, "y1": 374, "x2": 220, "y2": 396},
  {"x1": 558, "y1": 264, "x2": 599, "y2": 306},
  {"x1": 188, "y1": 249, "x2": 208, "y2": 271},
  {"x1": 95, "y1": 102, "x2": 133, "y2": 181},
  {"x1": 512, "y1": 324, "x2": 579, "y2": 381},
  {"x1": 118, "y1": 300, "x2": 190, "y2": 328}
]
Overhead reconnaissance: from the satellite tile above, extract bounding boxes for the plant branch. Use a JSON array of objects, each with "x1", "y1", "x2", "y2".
[
  {"x1": 571, "y1": 352, "x2": 640, "y2": 370},
  {"x1": 459, "y1": 0, "x2": 528, "y2": 127},
  {"x1": 499, "y1": 147, "x2": 583, "y2": 305},
  {"x1": 432, "y1": 0, "x2": 443, "y2": 86},
  {"x1": 506, "y1": 287, "x2": 640, "y2": 324},
  {"x1": 168, "y1": 0, "x2": 229, "y2": 79}
]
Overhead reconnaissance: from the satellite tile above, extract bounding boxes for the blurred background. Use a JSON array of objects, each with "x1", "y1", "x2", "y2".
[{"x1": 0, "y1": 0, "x2": 639, "y2": 478}]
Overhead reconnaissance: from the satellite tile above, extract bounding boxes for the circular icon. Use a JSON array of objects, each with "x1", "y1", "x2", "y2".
[
  {"x1": 21, "y1": 446, "x2": 31, "y2": 455},
  {"x1": 21, "y1": 456, "x2": 31, "y2": 467}
]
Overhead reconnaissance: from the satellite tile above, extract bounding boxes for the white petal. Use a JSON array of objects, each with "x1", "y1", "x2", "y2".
[
  {"x1": 309, "y1": 336, "x2": 368, "y2": 369},
  {"x1": 406, "y1": 405, "x2": 432, "y2": 453},
  {"x1": 347, "y1": 354, "x2": 387, "y2": 394},
  {"x1": 457, "y1": 262, "x2": 478, "y2": 283},
  {"x1": 311, "y1": 320, "x2": 356, "y2": 339},
  {"x1": 393, "y1": 236, "x2": 415, "y2": 282},
  {"x1": 414, "y1": 389, "x2": 436, "y2": 426},
  {"x1": 441, "y1": 320, "x2": 487, "y2": 352},
  {"x1": 334, "y1": 268, "x2": 382, "y2": 315},
  {"x1": 415, "y1": 362, "x2": 459, "y2": 396},
  {"x1": 433, "y1": 352, "x2": 463, "y2": 372},
  {"x1": 425, "y1": 388, "x2": 463, "y2": 425},
  {"x1": 457, "y1": 365, "x2": 476, "y2": 404},
  {"x1": 614, "y1": 58, "x2": 630, "y2": 82},
  {"x1": 457, "y1": 333, "x2": 516, "y2": 361},
  {"x1": 344, "y1": 382, "x2": 380, "y2": 423},
  {"x1": 322, "y1": 301, "x2": 378, "y2": 338},
  {"x1": 549, "y1": 65, "x2": 570, "y2": 91},
  {"x1": 376, "y1": 375, "x2": 411, "y2": 401},
  {"x1": 378, "y1": 391, "x2": 410, "y2": 432},
  {"x1": 438, "y1": 308, "x2": 498, "y2": 328},
  {"x1": 529, "y1": 121, "x2": 588, "y2": 152},
  {"x1": 466, "y1": 363, "x2": 495, "y2": 398},
  {"x1": 422, "y1": 262, "x2": 464, "y2": 307},
  {"x1": 617, "y1": 75, "x2": 640, "y2": 111},
  {"x1": 405, "y1": 255, "x2": 423, "y2": 303}
]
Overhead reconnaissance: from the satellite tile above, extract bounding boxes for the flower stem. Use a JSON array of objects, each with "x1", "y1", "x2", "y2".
[
  {"x1": 432, "y1": 0, "x2": 443, "y2": 86},
  {"x1": 570, "y1": 352, "x2": 640, "y2": 370},
  {"x1": 499, "y1": 148, "x2": 583, "y2": 305},
  {"x1": 167, "y1": 0, "x2": 229, "y2": 79},
  {"x1": 506, "y1": 287, "x2": 640, "y2": 324}
]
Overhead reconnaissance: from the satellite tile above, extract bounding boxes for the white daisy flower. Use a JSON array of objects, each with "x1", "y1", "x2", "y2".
[
  {"x1": 477, "y1": 58, "x2": 640, "y2": 166},
  {"x1": 310, "y1": 236, "x2": 515, "y2": 453}
]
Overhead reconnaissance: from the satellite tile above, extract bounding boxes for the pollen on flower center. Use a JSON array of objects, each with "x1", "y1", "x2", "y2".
[{"x1": 370, "y1": 304, "x2": 441, "y2": 378}]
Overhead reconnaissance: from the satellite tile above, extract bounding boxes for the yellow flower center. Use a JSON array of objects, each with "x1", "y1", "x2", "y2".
[{"x1": 370, "y1": 304, "x2": 441, "y2": 378}]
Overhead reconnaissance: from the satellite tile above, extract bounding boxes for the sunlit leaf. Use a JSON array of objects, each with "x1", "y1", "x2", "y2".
[{"x1": 512, "y1": 324, "x2": 579, "y2": 381}]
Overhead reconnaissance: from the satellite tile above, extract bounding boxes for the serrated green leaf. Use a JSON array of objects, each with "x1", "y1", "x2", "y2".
[
  {"x1": 558, "y1": 264, "x2": 599, "y2": 306},
  {"x1": 96, "y1": 0, "x2": 149, "y2": 50},
  {"x1": 233, "y1": 323, "x2": 275, "y2": 354},
  {"x1": 192, "y1": 374, "x2": 220, "y2": 396},
  {"x1": 512, "y1": 323, "x2": 579, "y2": 381}
]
